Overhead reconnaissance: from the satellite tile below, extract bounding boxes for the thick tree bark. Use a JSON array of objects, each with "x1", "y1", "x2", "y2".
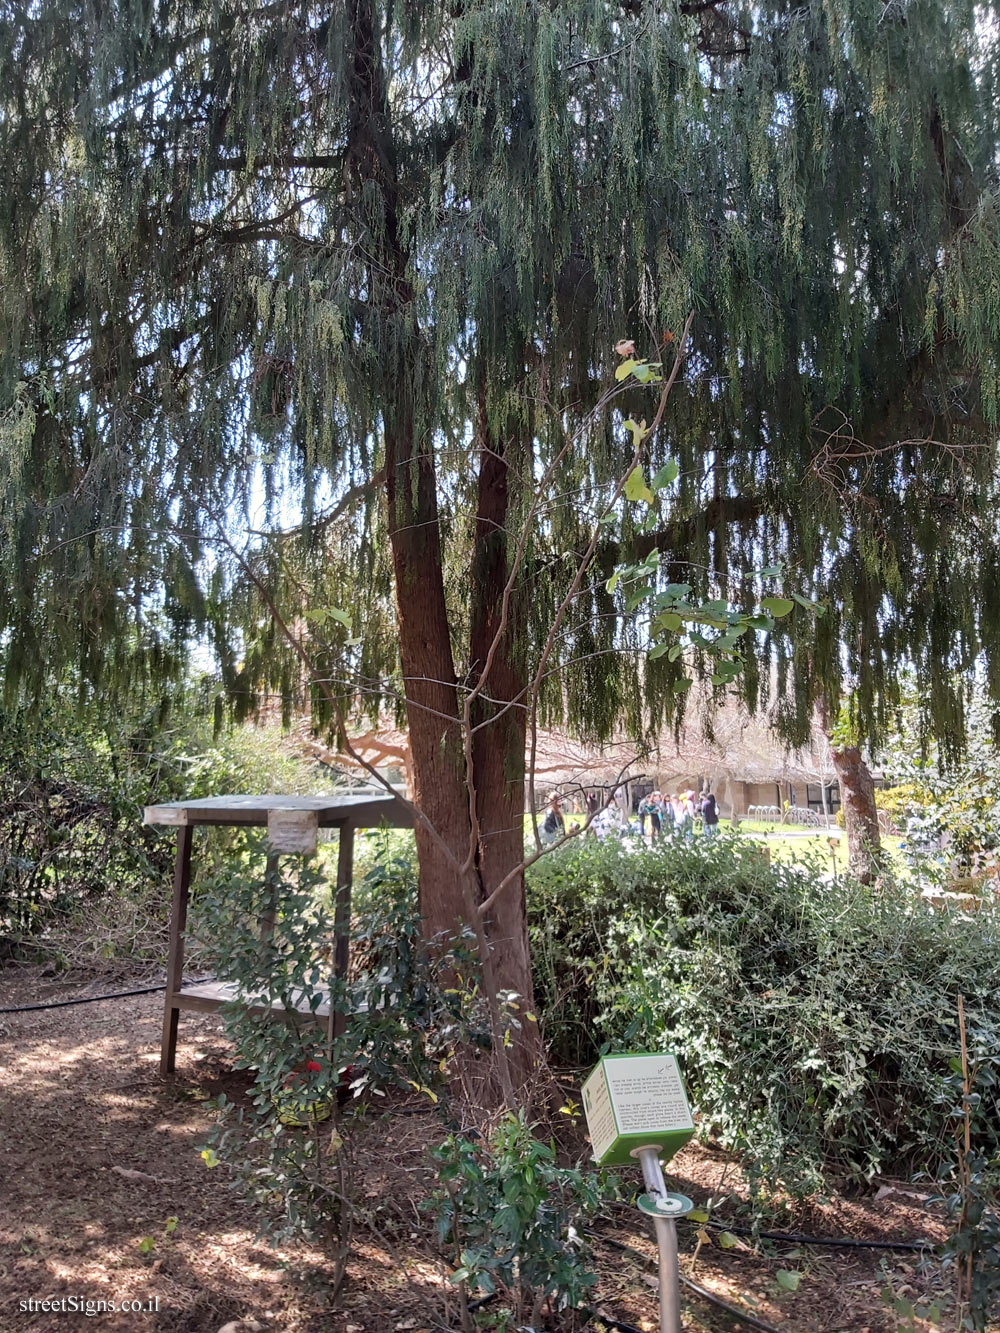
[
  {"x1": 340, "y1": 0, "x2": 602, "y2": 1107},
  {"x1": 345, "y1": 0, "x2": 472, "y2": 947},
  {"x1": 346, "y1": 0, "x2": 540, "y2": 1102},
  {"x1": 468, "y1": 393, "x2": 541, "y2": 1087},
  {"x1": 830, "y1": 744, "x2": 883, "y2": 884}
]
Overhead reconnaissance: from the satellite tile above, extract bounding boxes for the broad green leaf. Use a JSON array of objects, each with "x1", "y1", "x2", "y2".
[
  {"x1": 648, "y1": 643, "x2": 668, "y2": 660},
  {"x1": 761, "y1": 596, "x2": 795, "y2": 618},
  {"x1": 631, "y1": 361, "x2": 660, "y2": 383},
  {"x1": 776, "y1": 1269, "x2": 801, "y2": 1292},
  {"x1": 449, "y1": 1267, "x2": 471, "y2": 1285},
  {"x1": 712, "y1": 662, "x2": 741, "y2": 683},
  {"x1": 757, "y1": 564, "x2": 783, "y2": 577},
  {"x1": 716, "y1": 628, "x2": 748, "y2": 650},
  {"x1": 689, "y1": 1209, "x2": 710, "y2": 1223},
  {"x1": 671, "y1": 677, "x2": 693, "y2": 693},
  {"x1": 651, "y1": 460, "x2": 679, "y2": 489},
  {"x1": 200, "y1": 1147, "x2": 220, "y2": 1168},
  {"x1": 718, "y1": 1231, "x2": 740, "y2": 1249},
  {"x1": 624, "y1": 467, "x2": 655, "y2": 505},
  {"x1": 606, "y1": 571, "x2": 621, "y2": 594},
  {"x1": 626, "y1": 585, "x2": 653, "y2": 612},
  {"x1": 138, "y1": 1236, "x2": 156, "y2": 1255},
  {"x1": 327, "y1": 607, "x2": 352, "y2": 629},
  {"x1": 667, "y1": 644, "x2": 682, "y2": 662},
  {"x1": 615, "y1": 358, "x2": 638, "y2": 381},
  {"x1": 657, "y1": 612, "x2": 683, "y2": 632}
]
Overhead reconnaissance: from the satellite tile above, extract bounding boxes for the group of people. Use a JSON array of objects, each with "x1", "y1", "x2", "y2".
[
  {"x1": 539, "y1": 785, "x2": 720, "y2": 846},
  {"x1": 638, "y1": 789, "x2": 719, "y2": 840}
]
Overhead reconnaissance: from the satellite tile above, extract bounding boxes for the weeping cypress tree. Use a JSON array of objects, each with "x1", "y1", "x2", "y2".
[{"x1": 3, "y1": 0, "x2": 1000, "y2": 1090}]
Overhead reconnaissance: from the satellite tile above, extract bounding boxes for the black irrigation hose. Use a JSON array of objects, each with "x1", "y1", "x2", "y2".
[
  {"x1": 0, "y1": 978, "x2": 215, "y2": 1014},
  {"x1": 470, "y1": 1288, "x2": 775, "y2": 1333},
  {"x1": 694, "y1": 1217, "x2": 935, "y2": 1253},
  {"x1": 595, "y1": 1232, "x2": 784, "y2": 1333}
]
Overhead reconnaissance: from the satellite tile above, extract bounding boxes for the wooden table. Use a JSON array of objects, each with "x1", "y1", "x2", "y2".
[{"x1": 143, "y1": 793, "x2": 414, "y2": 1074}]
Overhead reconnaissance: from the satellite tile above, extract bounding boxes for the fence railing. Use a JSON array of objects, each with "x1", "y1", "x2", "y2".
[{"x1": 746, "y1": 804, "x2": 835, "y2": 828}]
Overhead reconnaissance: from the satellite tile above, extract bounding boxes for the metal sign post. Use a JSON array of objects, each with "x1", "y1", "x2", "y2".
[
  {"x1": 581, "y1": 1052, "x2": 696, "y2": 1333},
  {"x1": 634, "y1": 1144, "x2": 694, "y2": 1333}
]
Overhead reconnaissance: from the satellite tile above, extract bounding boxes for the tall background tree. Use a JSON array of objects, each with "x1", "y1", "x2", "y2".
[{"x1": 2, "y1": 0, "x2": 1000, "y2": 1090}]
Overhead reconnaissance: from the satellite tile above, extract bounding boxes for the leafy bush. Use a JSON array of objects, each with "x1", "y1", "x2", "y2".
[
  {"x1": 424, "y1": 1113, "x2": 610, "y2": 1329},
  {"x1": 527, "y1": 836, "x2": 1000, "y2": 1194},
  {"x1": 195, "y1": 851, "x2": 437, "y2": 1107},
  {"x1": 0, "y1": 703, "x2": 173, "y2": 949},
  {"x1": 197, "y1": 852, "x2": 443, "y2": 1296},
  {"x1": 0, "y1": 700, "x2": 323, "y2": 963}
]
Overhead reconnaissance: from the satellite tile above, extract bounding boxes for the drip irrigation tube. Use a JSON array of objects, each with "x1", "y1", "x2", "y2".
[
  {"x1": 595, "y1": 1232, "x2": 784, "y2": 1333},
  {"x1": 0, "y1": 978, "x2": 214, "y2": 1014},
  {"x1": 678, "y1": 1275, "x2": 784, "y2": 1333},
  {"x1": 694, "y1": 1217, "x2": 934, "y2": 1253},
  {"x1": 472, "y1": 1285, "x2": 780, "y2": 1333}
]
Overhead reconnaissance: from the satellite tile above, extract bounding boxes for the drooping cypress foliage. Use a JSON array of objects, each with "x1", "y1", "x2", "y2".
[
  {"x1": 1, "y1": 0, "x2": 998, "y2": 742},
  {"x1": 3, "y1": 2, "x2": 1000, "y2": 1087}
]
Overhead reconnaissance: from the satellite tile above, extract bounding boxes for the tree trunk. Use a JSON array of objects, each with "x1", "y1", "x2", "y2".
[
  {"x1": 348, "y1": 0, "x2": 539, "y2": 1104},
  {"x1": 830, "y1": 744, "x2": 883, "y2": 883},
  {"x1": 346, "y1": 0, "x2": 472, "y2": 948},
  {"x1": 468, "y1": 393, "x2": 541, "y2": 1091}
]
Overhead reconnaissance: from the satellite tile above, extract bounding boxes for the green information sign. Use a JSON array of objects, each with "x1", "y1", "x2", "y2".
[{"x1": 581, "y1": 1052, "x2": 695, "y2": 1167}]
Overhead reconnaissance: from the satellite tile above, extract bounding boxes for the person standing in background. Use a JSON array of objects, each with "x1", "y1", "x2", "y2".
[
  {"x1": 659, "y1": 792, "x2": 675, "y2": 838},
  {"x1": 701, "y1": 788, "x2": 720, "y2": 838},
  {"x1": 541, "y1": 792, "x2": 566, "y2": 845},
  {"x1": 679, "y1": 791, "x2": 695, "y2": 841},
  {"x1": 639, "y1": 791, "x2": 661, "y2": 840}
]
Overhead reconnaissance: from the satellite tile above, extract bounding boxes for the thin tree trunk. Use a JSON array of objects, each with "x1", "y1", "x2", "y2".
[{"x1": 830, "y1": 744, "x2": 883, "y2": 883}]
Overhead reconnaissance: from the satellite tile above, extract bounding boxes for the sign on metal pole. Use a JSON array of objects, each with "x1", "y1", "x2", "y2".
[
  {"x1": 582, "y1": 1052, "x2": 696, "y2": 1333},
  {"x1": 582, "y1": 1052, "x2": 695, "y2": 1166}
]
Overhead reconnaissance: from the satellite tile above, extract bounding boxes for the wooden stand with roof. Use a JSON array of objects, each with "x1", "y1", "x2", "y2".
[{"x1": 143, "y1": 793, "x2": 414, "y2": 1075}]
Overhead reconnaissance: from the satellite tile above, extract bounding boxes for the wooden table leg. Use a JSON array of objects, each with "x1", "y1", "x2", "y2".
[
  {"x1": 260, "y1": 850, "x2": 280, "y2": 943},
  {"x1": 328, "y1": 825, "x2": 354, "y2": 1047},
  {"x1": 161, "y1": 824, "x2": 193, "y2": 1075}
]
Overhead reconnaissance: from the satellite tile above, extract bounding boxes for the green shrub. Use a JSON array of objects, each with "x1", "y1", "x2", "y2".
[
  {"x1": 424, "y1": 1113, "x2": 611, "y2": 1329},
  {"x1": 196, "y1": 852, "x2": 440, "y2": 1293},
  {"x1": 0, "y1": 700, "x2": 323, "y2": 962},
  {"x1": 875, "y1": 782, "x2": 932, "y2": 832},
  {"x1": 0, "y1": 703, "x2": 174, "y2": 947},
  {"x1": 527, "y1": 836, "x2": 1000, "y2": 1194}
]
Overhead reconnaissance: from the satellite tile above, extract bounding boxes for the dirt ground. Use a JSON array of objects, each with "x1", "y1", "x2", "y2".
[{"x1": 0, "y1": 964, "x2": 955, "y2": 1333}]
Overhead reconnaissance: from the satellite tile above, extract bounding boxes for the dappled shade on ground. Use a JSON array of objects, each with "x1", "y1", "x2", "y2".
[{"x1": 0, "y1": 968, "x2": 951, "y2": 1332}]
